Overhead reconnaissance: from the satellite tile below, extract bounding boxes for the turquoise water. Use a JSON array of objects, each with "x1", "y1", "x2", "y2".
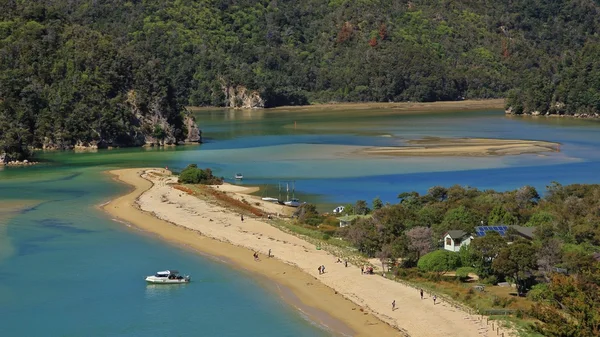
[
  {"x1": 0, "y1": 168, "x2": 330, "y2": 336},
  {"x1": 2, "y1": 108, "x2": 600, "y2": 335}
]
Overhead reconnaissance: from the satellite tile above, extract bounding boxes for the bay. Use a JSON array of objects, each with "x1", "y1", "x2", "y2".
[{"x1": 2, "y1": 107, "x2": 600, "y2": 335}]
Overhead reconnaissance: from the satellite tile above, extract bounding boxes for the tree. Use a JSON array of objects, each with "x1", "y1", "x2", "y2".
[
  {"x1": 531, "y1": 267, "x2": 600, "y2": 337},
  {"x1": 492, "y1": 242, "x2": 538, "y2": 295},
  {"x1": 372, "y1": 197, "x2": 383, "y2": 211},
  {"x1": 515, "y1": 185, "x2": 540, "y2": 207},
  {"x1": 427, "y1": 186, "x2": 448, "y2": 201},
  {"x1": 537, "y1": 238, "x2": 562, "y2": 282},
  {"x1": 417, "y1": 250, "x2": 461, "y2": 276},
  {"x1": 437, "y1": 206, "x2": 477, "y2": 236},
  {"x1": 355, "y1": 200, "x2": 370, "y2": 215},
  {"x1": 487, "y1": 205, "x2": 516, "y2": 226},
  {"x1": 406, "y1": 226, "x2": 434, "y2": 260},
  {"x1": 470, "y1": 232, "x2": 506, "y2": 278}
]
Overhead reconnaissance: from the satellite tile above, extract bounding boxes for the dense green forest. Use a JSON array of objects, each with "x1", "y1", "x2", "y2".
[
  {"x1": 2, "y1": 0, "x2": 600, "y2": 160},
  {"x1": 295, "y1": 182, "x2": 600, "y2": 335}
]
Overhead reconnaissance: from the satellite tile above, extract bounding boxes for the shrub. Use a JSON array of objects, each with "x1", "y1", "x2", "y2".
[
  {"x1": 178, "y1": 164, "x2": 223, "y2": 184},
  {"x1": 482, "y1": 275, "x2": 498, "y2": 285},
  {"x1": 456, "y1": 267, "x2": 476, "y2": 281},
  {"x1": 417, "y1": 250, "x2": 461, "y2": 275}
]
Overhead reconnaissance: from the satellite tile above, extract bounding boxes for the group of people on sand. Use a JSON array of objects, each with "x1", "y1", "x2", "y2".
[
  {"x1": 335, "y1": 258, "x2": 348, "y2": 267},
  {"x1": 317, "y1": 265, "x2": 326, "y2": 274},
  {"x1": 253, "y1": 249, "x2": 272, "y2": 261},
  {"x1": 391, "y1": 289, "x2": 438, "y2": 311},
  {"x1": 360, "y1": 266, "x2": 374, "y2": 275}
]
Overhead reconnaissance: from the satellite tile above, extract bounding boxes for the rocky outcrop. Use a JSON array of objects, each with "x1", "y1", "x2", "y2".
[
  {"x1": 1, "y1": 159, "x2": 38, "y2": 166},
  {"x1": 184, "y1": 114, "x2": 202, "y2": 143},
  {"x1": 505, "y1": 101, "x2": 600, "y2": 118},
  {"x1": 222, "y1": 84, "x2": 264, "y2": 109}
]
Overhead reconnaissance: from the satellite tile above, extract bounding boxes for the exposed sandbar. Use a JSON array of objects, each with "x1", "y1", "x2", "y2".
[
  {"x1": 361, "y1": 137, "x2": 560, "y2": 157},
  {"x1": 101, "y1": 168, "x2": 514, "y2": 337}
]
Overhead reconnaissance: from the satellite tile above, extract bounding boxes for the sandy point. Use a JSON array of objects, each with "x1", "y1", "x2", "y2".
[
  {"x1": 101, "y1": 168, "x2": 515, "y2": 337},
  {"x1": 100, "y1": 168, "x2": 398, "y2": 337}
]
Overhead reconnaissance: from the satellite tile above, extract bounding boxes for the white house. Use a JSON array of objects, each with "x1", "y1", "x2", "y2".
[{"x1": 442, "y1": 230, "x2": 473, "y2": 252}]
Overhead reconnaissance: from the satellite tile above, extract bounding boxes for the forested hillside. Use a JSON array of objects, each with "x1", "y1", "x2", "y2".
[{"x1": 2, "y1": 0, "x2": 600, "y2": 159}]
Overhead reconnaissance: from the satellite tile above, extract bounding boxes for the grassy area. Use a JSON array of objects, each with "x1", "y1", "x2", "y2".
[
  {"x1": 384, "y1": 271, "x2": 543, "y2": 336},
  {"x1": 267, "y1": 218, "x2": 369, "y2": 267}
]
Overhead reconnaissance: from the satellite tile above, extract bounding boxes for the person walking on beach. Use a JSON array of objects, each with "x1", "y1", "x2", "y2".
[
  {"x1": 321, "y1": 265, "x2": 325, "y2": 274},
  {"x1": 318, "y1": 266, "x2": 322, "y2": 274},
  {"x1": 268, "y1": 249, "x2": 272, "y2": 258},
  {"x1": 241, "y1": 214, "x2": 244, "y2": 222},
  {"x1": 420, "y1": 289, "x2": 424, "y2": 300},
  {"x1": 361, "y1": 266, "x2": 364, "y2": 274},
  {"x1": 392, "y1": 300, "x2": 396, "y2": 311},
  {"x1": 433, "y1": 295, "x2": 437, "y2": 305},
  {"x1": 344, "y1": 260, "x2": 348, "y2": 268}
]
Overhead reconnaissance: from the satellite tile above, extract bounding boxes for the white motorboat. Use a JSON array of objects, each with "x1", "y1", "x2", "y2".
[
  {"x1": 234, "y1": 173, "x2": 243, "y2": 180},
  {"x1": 284, "y1": 198, "x2": 302, "y2": 207},
  {"x1": 261, "y1": 197, "x2": 279, "y2": 203},
  {"x1": 333, "y1": 206, "x2": 345, "y2": 214},
  {"x1": 145, "y1": 270, "x2": 190, "y2": 284}
]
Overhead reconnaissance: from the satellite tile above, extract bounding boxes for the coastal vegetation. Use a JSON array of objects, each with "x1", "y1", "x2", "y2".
[
  {"x1": 292, "y1": 183, "x2": 600, "y2": 336},
  {"x1": 177, "y1": 164, "x2": 223, "y2": 185},
  {"x1": 2, "y1": 0, "x2": 600, "y2": 161}
]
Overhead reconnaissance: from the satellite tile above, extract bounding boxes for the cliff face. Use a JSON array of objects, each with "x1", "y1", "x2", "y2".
[
  {"x1": 222, "y1": 85, "x2": 265, "y2": 109},
  {"x1": 37, "y1": 90, "x2": 202, "y2": 151}
]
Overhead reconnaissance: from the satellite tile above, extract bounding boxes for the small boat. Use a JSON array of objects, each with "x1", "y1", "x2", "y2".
[
  {"x1": 284, "y1": 198, "x2": 302, "y2": 207},
  {"x1": 261, "y1": 197, "x2": 279, "y2": 203},
  {"x1": 333, "y1": 206, "x2": 345, "y2": 214},
  {"x1": 234, "y1": 173, "x2": 243, "y2": 180},
  {"x1": 145, "y1": 270, "x2": 190, "y2": 284}
]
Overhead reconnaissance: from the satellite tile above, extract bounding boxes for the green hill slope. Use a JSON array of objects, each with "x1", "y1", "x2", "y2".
[{"x1": 1, "y1": 0, "x2": 600, "y2": 159}]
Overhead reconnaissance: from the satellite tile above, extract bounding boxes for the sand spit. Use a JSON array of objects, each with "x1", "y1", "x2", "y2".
[
  {"x1": 102, "y1": 168, "x2": 515, "y2": 337},
  {"x1": 361, "y1": 137, "x2": 560, "y2": 157}
]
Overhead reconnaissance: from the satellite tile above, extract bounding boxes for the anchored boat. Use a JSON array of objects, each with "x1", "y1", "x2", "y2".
[{"x1": 145, "y1": 270, "x2": 190, "y2": 284}]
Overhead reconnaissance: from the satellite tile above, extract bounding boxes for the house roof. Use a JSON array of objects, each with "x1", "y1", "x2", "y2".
[
  {"x1": 510, "y1": 225, "x2": 535, "y2": 239},
  {"x1": 445, "y1": 230, "x2": 469, "y2": 239},
  {"x1": 474, "y1": 224, "x2": 536, "y2": 240}
]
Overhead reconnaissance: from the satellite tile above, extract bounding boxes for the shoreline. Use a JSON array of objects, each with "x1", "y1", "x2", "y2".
[
  {"x1": 101, "y1": 168, "x2": 514, "y2": 337},
  {"x1": 187, "y1": 98, "x2": 505, "y2": 112},
  {"x1": 100, "y1": 169, "x2": 398, "y2": 337}
]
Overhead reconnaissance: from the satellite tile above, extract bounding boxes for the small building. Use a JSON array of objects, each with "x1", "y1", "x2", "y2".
[
  {"x1": 337, "y1": 214, "x2": 371, "y2": 227},
  {"x1": 442, "y1": 230, "x2": 473, "y2": 252}
]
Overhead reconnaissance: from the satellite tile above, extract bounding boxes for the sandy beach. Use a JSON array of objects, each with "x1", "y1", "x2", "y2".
[
  {"x1": 187, "y1": 99, "x2": 505, "y2": 113},
  {"x1": 360, "y1": 137, "x2": 560, "y2": 157},
  {"x1": 102, "y1": 169, "x2": 514, "y2": 337}
]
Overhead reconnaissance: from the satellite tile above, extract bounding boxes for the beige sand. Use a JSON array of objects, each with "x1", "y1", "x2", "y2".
[
  {"x1": 361, "y1": 137, "x2": 560, "y2": 157},
  {"x1": 271, "y1": 99, "x2": 505, "y2": 112},
  {"x1": 188, "y1": 99, "x2": 505, "y2": 113},
  {"x1": 102, "y1": 169, "x2": 514, "y2": 337}
]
